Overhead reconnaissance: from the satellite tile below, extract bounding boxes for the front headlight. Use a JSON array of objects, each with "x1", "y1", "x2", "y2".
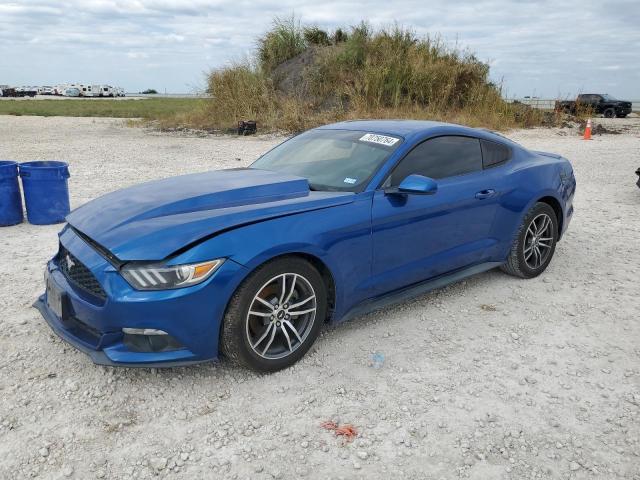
[{"x1": 121, "y1": 259, "x2": 224, "y2": 290}]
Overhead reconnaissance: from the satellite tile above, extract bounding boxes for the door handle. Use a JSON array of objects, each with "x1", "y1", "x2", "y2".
[{"x1": 475, "y1": 189, "x2": 496, "y2": 199}]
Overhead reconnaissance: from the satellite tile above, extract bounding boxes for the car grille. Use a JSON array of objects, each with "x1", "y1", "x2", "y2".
[{"x1": 58, "y1": 244, "x2": 107, "y2": 300}]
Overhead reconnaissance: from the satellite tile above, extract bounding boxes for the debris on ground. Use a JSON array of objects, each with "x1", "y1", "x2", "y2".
[
  {"x1": 369, "y1": 352, "x2": 385, "y2": 368},
  {"x1": 320, "y1": 421, "x2": 359, "y2": 443},
  {"x1": 479, "y1": 304, "x2": 497, "y2": 311}
]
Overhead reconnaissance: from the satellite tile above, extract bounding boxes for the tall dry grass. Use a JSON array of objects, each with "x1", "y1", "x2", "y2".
[
  {"x1": 258, "y1": 16, "x2": 307, "y2": 74},
  {"x1": 180, "y1": 19, "x2": 549, "y2": 132}
]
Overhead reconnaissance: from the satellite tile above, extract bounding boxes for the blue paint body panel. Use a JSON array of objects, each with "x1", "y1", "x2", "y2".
[{"x1": 36, "y1": 120, "x2": 576, "y2": 366}]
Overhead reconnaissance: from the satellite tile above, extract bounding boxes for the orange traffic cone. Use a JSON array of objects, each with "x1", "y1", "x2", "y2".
[{"x1": 583, "y1": 118, "x2": 592, "y2": 140}]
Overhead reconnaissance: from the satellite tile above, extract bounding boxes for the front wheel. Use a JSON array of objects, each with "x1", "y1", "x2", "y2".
[
  {"x1": 603, "y1": 108, "x2": 615, "y2": 118},
  {"x1": 501, "y1": 203, "x2": 558, "y2": 278},
  {"x1": 220, "y1": 257, "x2": 327, "y2": 372}
]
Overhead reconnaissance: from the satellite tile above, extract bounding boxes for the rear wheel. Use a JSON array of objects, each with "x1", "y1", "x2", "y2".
[
  {"x1": 221, "y1": 257, "x2": 326, "y2": 372},
  {"x1": 501, "y1": 203, "x2": 558, "y2": 279}
]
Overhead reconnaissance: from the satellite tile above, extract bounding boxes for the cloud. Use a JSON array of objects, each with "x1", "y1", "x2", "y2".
[
  {"x1": 126, "y1": 51, "x2": 149, "y2": 59},
  {"x1": 0, "y1": 0, "x2": 638, "y2": 97}
]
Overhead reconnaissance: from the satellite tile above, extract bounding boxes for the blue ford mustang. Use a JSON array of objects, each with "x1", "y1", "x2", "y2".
[{"x1": 36, "y1": 120, "x2": 575, "y2": 371}]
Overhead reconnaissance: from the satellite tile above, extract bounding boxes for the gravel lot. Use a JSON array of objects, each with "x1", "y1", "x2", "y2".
[{"x1": 1, "y1": 116, "x2": 639, "y2": 480}]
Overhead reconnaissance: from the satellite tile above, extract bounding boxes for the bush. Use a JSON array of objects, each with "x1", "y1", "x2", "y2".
[
  {"x1": 257, "y1": 16, "x2": 306, "y2": 73},
  {"x1": 303, "y1": 26, "x2": 331, "y2": 46},
  {"x1": 332, "y1": 28, "x2": 348, "y2": 44},
  {"x1": 203, "y1": 62, "x2": 277, "y2": 127}
]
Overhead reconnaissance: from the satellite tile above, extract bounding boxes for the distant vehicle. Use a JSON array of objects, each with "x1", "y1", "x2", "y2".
[
  {"x1": 141, "y1": 88, "x2": 158, "y2": 94},
  {"x1": 90, "y1": 85, "x2": 103, "y2": 97},
  {"x1": 557, "y1": 94, "x2": 632, "y2": 118},
  {"x1": 636, "y1": 168, "x2": 640, "y2": 190},
  {"x1": 1, "y1": 87, "x2": 16, "y2": 97},
  {"x1": 41, "y1": 86, "x2": 55, "y2": 95},
  {"x1": 78, "y1": 85, "x2": 98, "y2": 97},
  {"x1": 117, "y1": 87, "x2": 126, "y2": 97},
  {"x1": 14, "y1": 87, "x2": 37, "y2": 97},
  {"x1": 64, "y1": 88, "x2": 81, "y2": 97},
  {"x1": 99, "y1": 85, "x2": 115, "y2": 97}
]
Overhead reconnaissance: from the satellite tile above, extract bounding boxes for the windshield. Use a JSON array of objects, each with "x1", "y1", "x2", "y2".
[
  {"x1": 601, "y1": 94, "x2": 617, "y2": 101},
  {"x1": 251, "y1": 129, "x2": 402, "y2": 192}
]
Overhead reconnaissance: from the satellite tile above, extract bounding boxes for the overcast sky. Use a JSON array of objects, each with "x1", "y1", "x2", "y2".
[{"x1": 1, "y1": 0, "x2": 638, "y2": 98}]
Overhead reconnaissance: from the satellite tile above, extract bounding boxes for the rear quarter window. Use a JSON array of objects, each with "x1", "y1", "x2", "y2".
[{"x1": 480, "y1": 140, "x2": 511, "y2": 168}]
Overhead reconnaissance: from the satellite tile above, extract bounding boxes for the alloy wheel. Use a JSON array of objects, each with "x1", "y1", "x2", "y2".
[
  {"x1": 523, "y1": 213, "x2": 554, "y2": 270},
  {"x1": 245, "y1": 273, "x2": 317, "y2": 360}
]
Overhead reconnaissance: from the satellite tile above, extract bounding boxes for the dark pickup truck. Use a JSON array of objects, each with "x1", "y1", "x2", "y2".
[
  {"x1": 556, "y1": 94, "x2": 632, "y2": 118},
  {"x1": 0, "y1": 88, "x2": 37, "y2": 98}
]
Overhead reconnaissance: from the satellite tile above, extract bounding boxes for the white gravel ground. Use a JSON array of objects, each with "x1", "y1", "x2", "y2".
[{"x1": 0, "y1": 116, "x2": 639, "y2": 480}]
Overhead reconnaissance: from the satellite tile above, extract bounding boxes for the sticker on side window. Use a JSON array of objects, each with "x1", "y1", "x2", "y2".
[
  {"x1": 359, "y1": 133, "x2": 400, "y2": 146},
  {"x1": 343, "y1": 177, "x2": 357, "y2": 184}
]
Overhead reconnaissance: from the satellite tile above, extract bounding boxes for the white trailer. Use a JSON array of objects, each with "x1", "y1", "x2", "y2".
[
  {"x1": 99, "y1": 85, "x2": 115, "y2": 97},
  {"x1": 78, "y1": 84, "x2": 100, "y2": 97}
]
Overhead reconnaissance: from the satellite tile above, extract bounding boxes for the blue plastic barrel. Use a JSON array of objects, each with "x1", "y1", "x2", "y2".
[
  {"x1": 0, "y1": 161, "x2": 24, "y2": 226},
  {"x1": 19, "y1": 161, "x2": 71, "y2": 225}
]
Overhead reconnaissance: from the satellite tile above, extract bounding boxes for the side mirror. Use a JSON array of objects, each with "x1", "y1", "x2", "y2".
[{"x1": 386, "y1": 174, "x2": 438, "y2": 195}]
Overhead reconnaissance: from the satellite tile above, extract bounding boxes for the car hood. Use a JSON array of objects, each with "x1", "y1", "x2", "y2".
[{"x1": 67, "y1": 168, "x2": 354, "y2": 261}]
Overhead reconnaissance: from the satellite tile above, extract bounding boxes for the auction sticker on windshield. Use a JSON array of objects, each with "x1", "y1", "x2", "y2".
[{"x1": 359, "y1": 133, "x2": 400, "y2": 147}]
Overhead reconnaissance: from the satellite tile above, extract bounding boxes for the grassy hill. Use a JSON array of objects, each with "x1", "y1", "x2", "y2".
[{"x1": 176, "y1": 17, "x2": 547, "y2": 132}]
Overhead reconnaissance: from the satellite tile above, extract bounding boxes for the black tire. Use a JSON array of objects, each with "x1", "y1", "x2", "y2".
[
  {"x1": 501, "y1": 202, "x2": 558, "y2": 279},
  {"x1": 603, "y1": 108, "x2": 615, "y2": 118},
  {"x1": 220, "y1": 257, "x2": 327, "y2": 372}
]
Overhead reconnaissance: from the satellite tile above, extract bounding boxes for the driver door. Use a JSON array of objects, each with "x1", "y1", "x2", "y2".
[{"x1": 369, "y1": 135, "x2": 500, "y2": 296}]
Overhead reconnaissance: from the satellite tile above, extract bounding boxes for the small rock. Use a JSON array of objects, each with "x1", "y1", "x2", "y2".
[
  {"x1": 39, "y1": 447, "x2": 49, "y2": 457},
  {"x1": 150, "y1": 457, "x2": 167, "y2": 471},
  {"x1": 356, "y1": 451, "x2": 368, "y2": 460},
  {"x1": 510, "y1": 332, "x2": 519, "y2": 340},
  {"x1": 570, "y1": 461, "x2": 580, "y2": 471}
]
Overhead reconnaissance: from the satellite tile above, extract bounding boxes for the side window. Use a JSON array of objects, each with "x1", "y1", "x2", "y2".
[
  {"x1": 480, "y1": 139, "x2": 511, "y2": 168},
  {"x1": 389, "y1": 136, "x2": 482, "y2": 185}
]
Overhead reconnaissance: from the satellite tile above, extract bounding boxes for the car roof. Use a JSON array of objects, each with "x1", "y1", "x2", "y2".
[
  {"x1": 315, "y1": 119, "x2": 518, "y2": 147},
  {"x1": 316, "y1": 119, "x2": 452, "y2": 136}
]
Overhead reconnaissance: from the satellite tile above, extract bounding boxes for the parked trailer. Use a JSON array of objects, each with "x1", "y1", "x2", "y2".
[
  {"x1": 78, "y1": 85, "x2": 96, "y2": 97},
  {"x1": 98, "y1": 85, "x2": 115, "y2": 97},
  {"x1": 64, "y1": 88, "x2": 81, "y2": 97}
]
